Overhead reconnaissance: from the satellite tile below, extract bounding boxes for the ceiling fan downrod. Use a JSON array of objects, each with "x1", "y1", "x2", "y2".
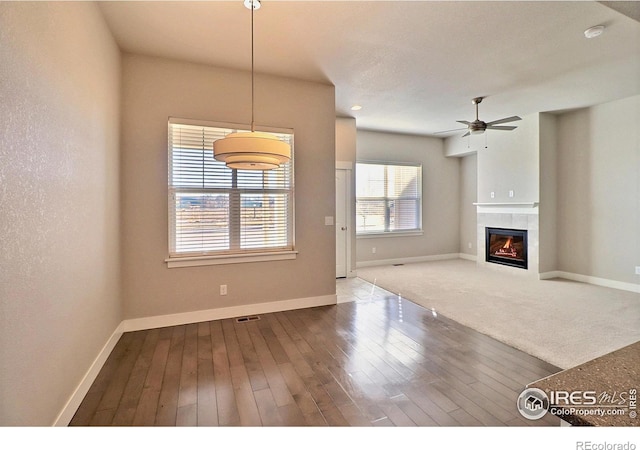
[{"x1": 472, "y1": 97, "x2": 483, "y2": 121}]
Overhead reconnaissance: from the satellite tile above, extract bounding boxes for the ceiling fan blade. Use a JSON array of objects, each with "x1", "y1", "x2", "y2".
[
  {"x1": 486, "y1": 116, "x2": 521, "y2": 126},
  {"x1": 486, "y1": 125, "x2": 517, "y2": 131},
  {"x1": 434, "y1": 127, "x2": 468, "y2": 135},
  {"x1": 456, "y1": 120, "x2": 471, "y2": 125},
  {"x1": 461, "y1": 131, "x2": 470, "y2": 138}
]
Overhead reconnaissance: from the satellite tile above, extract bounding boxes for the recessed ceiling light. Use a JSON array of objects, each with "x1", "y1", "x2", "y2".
[
  {"x1": 584, "y1": 25, "x2": 604, "y2": 39},
  {"x1": 351, "y1": 105, "x2": 362, "y2": 111}
]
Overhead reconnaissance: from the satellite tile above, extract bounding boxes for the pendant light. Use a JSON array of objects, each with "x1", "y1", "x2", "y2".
[{"x1": 213, "y1": 0, "x2": 291, "y2": 170}]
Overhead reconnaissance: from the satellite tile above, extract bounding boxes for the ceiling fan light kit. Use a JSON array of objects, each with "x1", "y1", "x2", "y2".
[{"x1": 213, "y1": 0, "x2": 291, "y2": 170}]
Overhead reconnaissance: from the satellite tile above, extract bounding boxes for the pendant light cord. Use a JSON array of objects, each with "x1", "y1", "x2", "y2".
[{"x1": 251, "y1": 1, "x2": 255, "y2": 132}]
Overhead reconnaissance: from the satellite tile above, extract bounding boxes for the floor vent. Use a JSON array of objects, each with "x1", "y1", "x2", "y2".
[{"x1": 235, "y1": 315, "x2": 261, "y2": 323}]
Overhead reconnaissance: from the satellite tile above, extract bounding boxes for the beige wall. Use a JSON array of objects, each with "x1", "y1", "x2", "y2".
[
  {"x1": 335, "y1": 117, "x2": 357, "y2": 274},
  {"x1": 538, "y1": 113, "x2": 558, "y2": 273},
  {"x1": 477, "y1": 114, "x2": 540, "y2": 204},
  {"x1": 557, "y1": 95, "x2": 640, "y2": 284},
  {"x1": 459, "y1": 154, "x2": 477, "y2": 256},
  {"x1": 0, "y1": 2, "x2": 121, "y2": 425},
  {"x1": 336, "y1": 117, "x2": 357, "y2": 163},
  {"x1": 121, "y1": 54, "x2": 336, "y2": 319},
  {"x1": 446, "y1": 114, "x2": 540, "y2": 204},
  {"x1": 355, "y1": 130, "x2": 460, "y2": 263}
]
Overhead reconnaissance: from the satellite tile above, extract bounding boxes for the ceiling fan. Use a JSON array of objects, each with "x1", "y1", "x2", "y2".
[{"x1": 436, "y1": 97, "x2": 521, "y2": 137}]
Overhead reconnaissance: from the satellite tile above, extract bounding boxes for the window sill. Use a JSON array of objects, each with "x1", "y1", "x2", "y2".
[
  {"x1": 356, "y1": 231, "x2": 424, "y2": 239},
  {"x1": 165, "y1": 250, "x2": 298, "y2": 268}
]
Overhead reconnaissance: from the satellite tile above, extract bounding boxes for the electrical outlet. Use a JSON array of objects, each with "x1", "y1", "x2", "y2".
[
  {"x1": 509, "y1": 190, "x2": 514, "y2": 198},
  {"x1": 468, "y1": 242, "x2": 472, "y2": 249},
  {"x1": 635, "y1": 266, "x2": 640, "y2": 275},
  {"x1": 490, "y1": 191, "x2": 495, "y2": 199},
  {"x1": 220, "y1": 284, "x2": 227, "y2": 296},
  {"x1": 372, "y1": 247, "x2": 376, "y2": 254}
]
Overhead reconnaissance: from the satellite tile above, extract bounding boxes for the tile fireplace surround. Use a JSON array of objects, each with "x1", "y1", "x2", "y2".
[{"x1": 475, "y1": 203, "x2": 539, "y2": 275}]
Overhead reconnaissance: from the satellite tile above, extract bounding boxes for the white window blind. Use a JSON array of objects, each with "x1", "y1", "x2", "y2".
[
  {"x1": 168, "y1": 120, "x2": 294, "y2": 257},
  {"x1": 356, "y1": 162, "x2": 421, "y2": 234}
]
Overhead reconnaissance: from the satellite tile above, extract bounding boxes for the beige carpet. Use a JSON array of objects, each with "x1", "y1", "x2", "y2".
[{"x1": 356, "y1": 259, "x2": 640, "y2": 370}]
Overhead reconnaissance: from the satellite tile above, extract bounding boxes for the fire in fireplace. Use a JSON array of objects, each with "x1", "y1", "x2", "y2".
[{"x1": 485, "y1": 227, "x2": 528, "y2": 269}]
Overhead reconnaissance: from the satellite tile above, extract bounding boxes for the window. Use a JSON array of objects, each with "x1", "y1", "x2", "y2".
[
  {"x1": 356, "y1": 162, "x2": 421, "y2": 235},
  {"x1": 167, "y1": 119, "x2": 295, "y2": 265}
]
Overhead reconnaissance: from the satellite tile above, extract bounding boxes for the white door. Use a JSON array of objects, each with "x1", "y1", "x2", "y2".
[{"x1": 336, "y1": 169, "x2": 348, "y2": 278}]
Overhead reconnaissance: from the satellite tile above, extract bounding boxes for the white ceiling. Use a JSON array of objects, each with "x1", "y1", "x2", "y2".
[{"x1": 98, "y1": 1, "x2": 640, "y2": 137}]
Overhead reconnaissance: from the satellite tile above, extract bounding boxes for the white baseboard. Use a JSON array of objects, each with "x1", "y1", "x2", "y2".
[
  {"x1": 121, "y1": 294, "x2": 337, "y2": 332},
  {"x1": 55, "y1": 293, "x2": 336, "y2": 425},
  {"x1": 539, "y1": 271, "x2": 640, "y2": 293},
  {"x1": 459, "y1": 253, "x2": 477, "y2": 262},
  {"x1": 538, "y1": 271, "x2": 562, "y2": 280},
  {"x1": 53, "y1": 325, "x2": 124, "y2": 426},
  {"x1": 356, "y1": 253, "x2": 461, "y2": 268}
]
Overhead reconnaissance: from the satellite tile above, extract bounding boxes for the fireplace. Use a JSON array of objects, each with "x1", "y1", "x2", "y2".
[{"x1": 485, "y1": 227, "x2": 528, "y2": 269}]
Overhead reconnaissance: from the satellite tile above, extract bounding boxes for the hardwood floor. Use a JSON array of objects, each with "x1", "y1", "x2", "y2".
[{"x1": 70, "y1": 279, "x2": 561, "y2": 426}]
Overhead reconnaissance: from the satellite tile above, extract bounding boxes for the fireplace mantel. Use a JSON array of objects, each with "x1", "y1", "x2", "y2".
[
  {"x1": 474, "y1": 202, "x2": 539, "y2": 215},
  {"x1": 473, "y1": 202, "x2": 539, "y2": 207}
]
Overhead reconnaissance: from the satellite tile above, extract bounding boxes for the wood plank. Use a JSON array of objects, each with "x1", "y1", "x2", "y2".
[
  {"x1": 229, "y1": 365, "x2": 262, "y2": 426},
  {"x1": 196, "y1": 321, "x2": 218, "y2": 426},
  {"x1": 371, "y1": 417, "x2": 394, "y2": 426},
  {"x1": 277, "y1": 403, "x2": 309, "y2": 426},
  {"x1": 210, "y1": 320, "x2": 240, "y2": 426},
  {"x1": 233, "y1": 319, "x2": 269, "y2": 391},
  {"x1": 436, "y1": 376, "x2": 519, "y2": 424},
  {"x1": 429, "y1": 380, "x2": 505, "y2": 426},
  {"x1": 155, "y1": 325, "x2": 185, "y2": 426},
  {"x1": 378, "y1": 402, "x2": 417, "y2": 426},
  {"x1": 132, "y1": 336, "x2": 171, "y2": 425},
  {"x1": 176, "y1": 323, "x2": 198, "y2": 426},
  {"x1": 246, "y1": 321, "x2": 295, "y2": 407},
  {"x1": 256, "y1": 318, "x2": 290, "y2": 365},
  {"x1": 222, "y1": 320, "x2": 261, "y2": 426},
  {"x1": 401, "y1": 386, "x2": 461, "y2": 426},
  {"x1": 272, "y1": 311, "x2": 313, "y2": 355},
  {"x1": 176, "y1": 404, "x2": 197, "y2": 427},
  {"x1": 450, "y1": 408, "x2": 484, "y2": 426},
  {"x1": 336, "y1": 402, "x2": 372, "y2": 426},
  {"x1": 69, "y1": 332, "x2": 139, "y2": 426},
  {"x1": 111, "y1": 329, "x2": 160, "y2": 425},
  {"x1": 318, "y1": 404, "x2": 350, "y2": 426},
  {"x1": 278, "y1": 362, "x2": 325, "y2": 421},
  {"x1": 389, "y1": 394, "x2": 438, "y2": 426},
  {"x1": 253, "y1": 388, "x2": 283, "y2": 426}
]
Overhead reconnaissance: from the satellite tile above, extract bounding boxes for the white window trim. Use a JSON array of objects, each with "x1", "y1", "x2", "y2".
[
  {"x1": 165, "y1": 250, "x2": 298, "y2": 269},
  {"x1": 355, "y1": 160, "x2": 423, "y2": 236},
  {"x1": 356, "y1": 230, "x2": 424, "y2": 239},
  {"x1": 166, "y1": 117, "x2": 296, "y2": 267}
]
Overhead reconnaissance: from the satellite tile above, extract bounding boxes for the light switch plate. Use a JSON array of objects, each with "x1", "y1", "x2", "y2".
[{"x1": 325, "y1": 216, "x2": 334, "y2": 226}]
